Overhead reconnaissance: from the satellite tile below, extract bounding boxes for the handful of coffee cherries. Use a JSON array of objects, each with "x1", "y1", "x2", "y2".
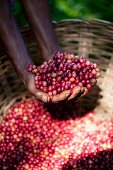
[{"x1": 27, "y1": 51, "x2": 100, "y2": 100}]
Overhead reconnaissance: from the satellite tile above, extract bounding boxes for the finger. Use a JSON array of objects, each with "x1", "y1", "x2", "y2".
[
  {"x1": 81, "y1": 87, "x2": 88, "y2": 96},
  {"x1": 95, "y1": 67, "x2": 100, "y2": 72},
  {"x1": 34, "y1": 91, "x2": 50, "y2": 103},
  {"x1": 51, "y1": 90, "x2": 71, "y2": 103},
  {"x1": 95, "y1": 71, "x2": 101, "y2": 78},
  {"x1": 26, "y1": 75, "x2": 50, "y2": 103},
  {"x1": 67, "y1": 86, "x2": 81, "y2": 101},
  {"x1": 28, "y1": 83, "x2": 50, "y2": 103},
  {"x1": 90, "y1": 78, "x2": 97, "y2": 86}
]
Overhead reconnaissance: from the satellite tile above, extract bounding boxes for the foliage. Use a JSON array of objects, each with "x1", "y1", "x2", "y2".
[
  {"x1": 13, "y1": 0, "x2": 113, "y2": 27},
  {"x1": 14, "y1": 0, "x2": 28, "y2": 27}
]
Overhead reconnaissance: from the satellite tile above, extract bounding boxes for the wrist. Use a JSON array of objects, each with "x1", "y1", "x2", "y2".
[
  {"x1": 40, "y1": 45, "x2": 62, "y2": 61},
  {"x1": 13, "y1": 55, "x2": 33, "y2": 81}
]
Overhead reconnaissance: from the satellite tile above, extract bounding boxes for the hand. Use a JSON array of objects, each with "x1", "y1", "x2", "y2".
[
  {"x1": 24, "y1": 65, "x2": 100, "y2": 104},
  {"x1": 50, "y1": 66, "x2": 101, "y2": 103},
  {"x1": 22, "y1": 70, "x2": 51, "y2": 103}
]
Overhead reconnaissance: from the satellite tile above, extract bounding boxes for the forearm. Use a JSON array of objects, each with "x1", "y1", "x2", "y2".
[
  {"x1": 0, "y1": 0, "x2": 32, "y2": 79},
  {"x1": 21, "y1": 0, "x2": 61, "y2": 60}
]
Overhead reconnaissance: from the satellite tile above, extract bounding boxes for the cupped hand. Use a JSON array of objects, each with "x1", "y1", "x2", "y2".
[
  {"x1": 23, "y1": 59, "x2": 100, "y2": 104},
  {"x1": 50, "y1": 66, "x2": 101, "y2": 103},
  {"x1": 23, "y1": 71, "x2": 83, "y2": 104},
  {"x1": 23, "y1": 71, "x2": 51, "y2": 103}
]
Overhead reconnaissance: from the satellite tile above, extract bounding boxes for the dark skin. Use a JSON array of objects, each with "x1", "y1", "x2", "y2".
[{"x1": 0, "y1": 0, "x2": 100, "y2": 103}]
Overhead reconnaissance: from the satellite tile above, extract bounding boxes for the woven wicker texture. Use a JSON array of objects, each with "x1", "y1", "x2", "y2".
[{"x1": 0, "y1": 19, "x2": 113, "y2": 118}]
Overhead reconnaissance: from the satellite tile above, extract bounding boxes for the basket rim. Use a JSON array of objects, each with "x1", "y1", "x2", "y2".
[
  {"x1": 54, "y1": 19, "x2": 112, "y2": 24},
  {"x1": 21, "y1": 19, "x2": 113, "y2": 31}
]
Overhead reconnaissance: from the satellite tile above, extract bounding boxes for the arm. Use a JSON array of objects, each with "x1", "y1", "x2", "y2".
[
  {"x1": 21, "y1": 0, "x2": 61, "y2": 61},
  {"x1": 0, "y1": 0, "x2": 50, "y2": 103},
  {"x1": 0, "y1": 0, "x2": 32, "y2": 78}
]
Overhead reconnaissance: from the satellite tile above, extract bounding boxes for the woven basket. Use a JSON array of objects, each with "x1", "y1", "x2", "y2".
[{"x1": 0, "y1": 19, "x2": 113, "y2": 120}]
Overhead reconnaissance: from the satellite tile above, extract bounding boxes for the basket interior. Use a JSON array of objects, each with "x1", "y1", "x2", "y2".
[{"x1": 0, "y1": 20, "x2": 113, "y2": 116}]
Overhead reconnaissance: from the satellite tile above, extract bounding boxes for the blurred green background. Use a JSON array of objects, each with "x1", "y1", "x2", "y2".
[{"x1": 14, "y1": 0, "x2": 113, "y2": 27}]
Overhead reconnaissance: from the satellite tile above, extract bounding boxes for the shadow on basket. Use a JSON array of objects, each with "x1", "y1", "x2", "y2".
[{"x1": 46, "y1": 84, "x2": 102, "y2": 120}]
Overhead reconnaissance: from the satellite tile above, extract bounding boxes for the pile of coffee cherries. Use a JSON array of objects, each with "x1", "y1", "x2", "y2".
[
  {"x1": 27, "y1": 52, "x2": 99, "y2": 96},
  {"x1": 0, "y1": 99, "x2": 113, "y2": 170}
]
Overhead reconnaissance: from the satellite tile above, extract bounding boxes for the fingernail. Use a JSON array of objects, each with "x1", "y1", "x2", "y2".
[
  {"x1": 81, "y1": 87, "x2": 84, "y2": 92},
  {"x1": 96, "y1": 68, "x2": 100, "y2": 72},
  {"x1": 37, "y1": 92, "x2": 42, "y2": 96},
  {"x1": 42, "y1": 96, "x2": 48, "y2": 102},
  {"x1": 65, "y1": 93, "x2": 70, "y2": 97},
  {"x1": 47, "y1": 96, "x2": 50, "y2": 102},
  {"x1": 76, "y1": 90, "x2": 80, "y2": 94}
]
